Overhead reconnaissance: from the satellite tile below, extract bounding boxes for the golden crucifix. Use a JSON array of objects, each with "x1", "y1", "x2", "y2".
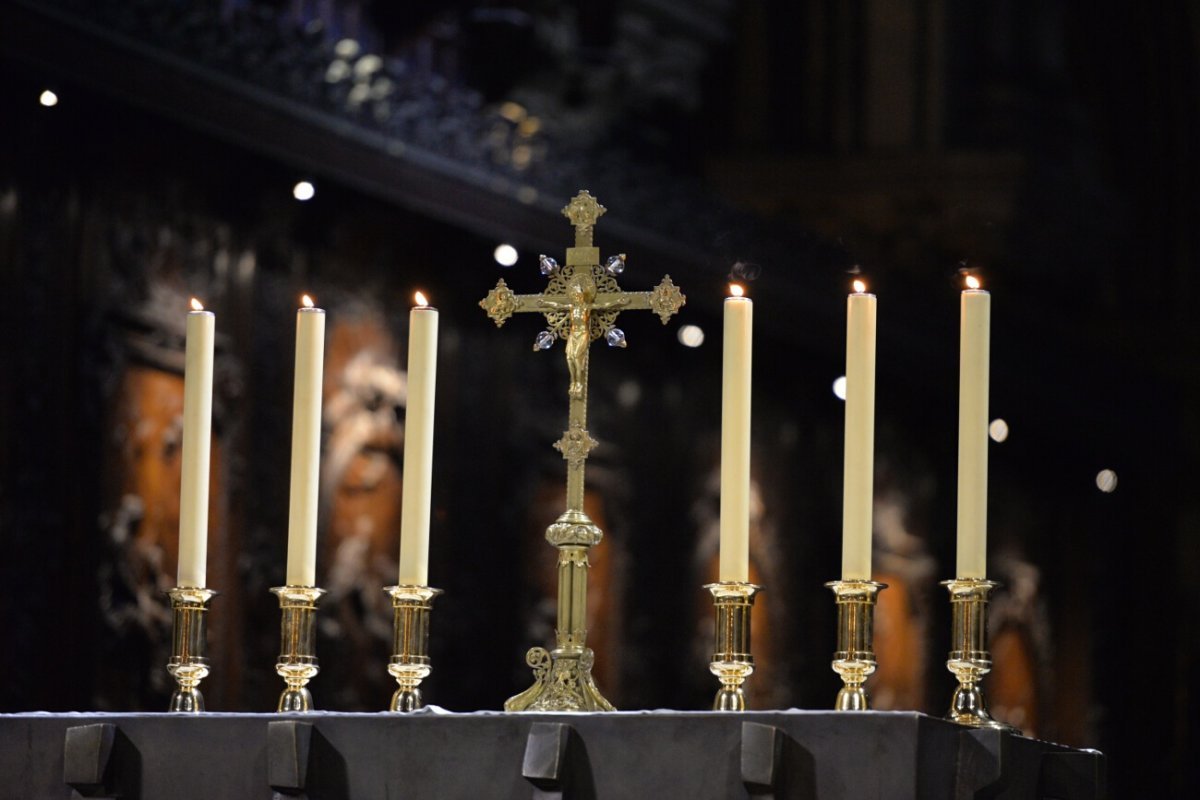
[{"x1": 480, "y1": 190, "x2": 685, "y2": 711}]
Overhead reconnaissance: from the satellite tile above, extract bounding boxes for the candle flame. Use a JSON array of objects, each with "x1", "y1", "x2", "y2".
[
  {"x1": 301, "y1": 294, "x2": 314, "y2": 308},
  {"x1": 965, "y1": 275, "x2": 982, "y2": 290},
  {"x1": 729, "y1": 284, "x2": 745, "y2": 298},
  {"x1": 852, "y1": 279, "x2": 867, "y2": 294},
  {"x1": 415, "y1": 291, "x2": 429, "y2": 307},
  {"x1": 190, "y1": 297, "x2": 204, "y2": 311}
]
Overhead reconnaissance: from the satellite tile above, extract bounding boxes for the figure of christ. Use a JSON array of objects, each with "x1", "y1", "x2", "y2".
[{"x1": 536, "y1": 270, "x2": 629, "y2": 398}]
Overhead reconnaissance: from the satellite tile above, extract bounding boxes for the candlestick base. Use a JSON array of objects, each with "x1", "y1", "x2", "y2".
[
  {"x1": 385, "y1": 585, "x2": 442, "y2": 712},
  {"x1": 166, "y1": 587, "x2": 217, "y2": 713},
  {"x1": 706, "y1": 582, "x2": 762, "y2": 711},
  {"x1": 942, "y1": 579, "x2": 1020, "y2": 733},
  {"x1": 272, "y1": 585, "x2": 326, "y2": 713},
  {"x1": 826, "y1": 580, "x2": 886, "y2": 711}
]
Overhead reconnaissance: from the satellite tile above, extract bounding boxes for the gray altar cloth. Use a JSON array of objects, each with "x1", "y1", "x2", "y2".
[{"x1": 0, "y1": 709, "x2": 1103, "y2": 799}]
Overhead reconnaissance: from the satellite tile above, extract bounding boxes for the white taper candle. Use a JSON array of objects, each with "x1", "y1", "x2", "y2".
[
  {"x1": 177, "y1": 299, "x2": 215, "y2": 588},
  {"x1": 956, "y1": 278, "x2": 991, "y2": 579},
  {"x1": 720, "y1": 285, "x2": 753, "y2": 582},
  {"x1": 841, "y1": 281, "x2": 877, "y2": 580},
  {"x1": 286, "y1": 296, "x2": 326, "y2": 587},
  {"x1": 398, "y1": 293, "x2": 439, "y2": 586}
]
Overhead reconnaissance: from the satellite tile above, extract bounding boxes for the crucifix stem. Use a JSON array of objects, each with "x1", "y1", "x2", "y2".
[{"x1": 565, "y1": 352, "x2": 589, "y2": 511}]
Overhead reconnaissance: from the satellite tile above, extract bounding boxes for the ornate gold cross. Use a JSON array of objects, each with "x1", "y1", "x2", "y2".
[
  {"x1": 480, "y1": 190, "x2": 685, "y2": 514},
  {"x1": 479, "y1": 190, "x2": 685, "y2": 711}
]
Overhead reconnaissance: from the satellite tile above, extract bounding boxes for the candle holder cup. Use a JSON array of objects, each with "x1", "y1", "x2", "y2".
[
  {"x1": 272, "y1": 585, "x2": 326, "y2": 712},
  {"x1": 166, "y1": 587, "x2": 217, "y2": 712},
  {"x1": 384, "y1": 585, "x2": 442, "y2": 712},
  {"x1": 826, "y1": 580, "x2": 886, "y2": 710},
  {"x1": 942, "y1": 578, "x2": 1019, "y2": 733},
  {"x1": 706, "y1": 582, "x2": 762, "y2": 711}
]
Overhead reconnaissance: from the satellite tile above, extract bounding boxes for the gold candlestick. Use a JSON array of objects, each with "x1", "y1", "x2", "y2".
[
  {"x1": 706, "y1": 582, "x2": 761, "y2": 711},
  {"x1": 272, "y1": 585, "x2": 326, "y2": 712},
  {"x1": 943, "y1": 578, "x2": 1018, "y2": 732},
  {"x1": 166, "y1": 587, "x2": 217, "y2": 712},
  {"x1": 481, "y1": 191, "x2": 685, "y2": 712},
  {"x1": 385, "y1": 585, "x2": 442, "y2": 712},
  {"x1": 826, "y1": 580, "x2": 886, "y2": 710}
]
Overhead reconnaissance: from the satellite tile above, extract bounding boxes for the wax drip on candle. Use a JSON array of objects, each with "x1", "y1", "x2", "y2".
[
  {"x1": 191, "y1": 297, "x2": 205, "y2": 311},
  {"x1": 415, "y1": 291, "x2": 429, "y2": 307},
  {"x1": 729, "y1": 283, "x2": 745, "y2": 297},
  {"x1": 302, "y1": 294, "x2": 315, "y2": 308}
]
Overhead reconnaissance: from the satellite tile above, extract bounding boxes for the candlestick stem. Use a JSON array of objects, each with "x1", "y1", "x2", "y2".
[
  {"x1": 826, "y1": 580, "x2": 886, "y2": 710},
  {"x1": 272, "y1": 585, "x2": 326, "y2": 712},
  {"x1": 942, "y1": 578, "x2": 1019, "y2": 732},
  {"x1": 166, "y1": 587, "x2": 217, "y2": 712},
  {"x1": 385, "y1": 585, "x2": 442, "y2": 712},
  {"x1": 706, "y1": 582, "x2": 762, "y2": 711}
]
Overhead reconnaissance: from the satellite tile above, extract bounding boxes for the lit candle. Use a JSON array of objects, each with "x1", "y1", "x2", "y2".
[
  {"x1": 286, "y1": 295, "x2": 326, "y2": 587},
  {"x1": 720, "y1": 284, "x2": 753, "y2": 582},
  {"x1": 177, "y1": 298, "x2": 215, "y2": 588},
  {"x1": 842, "y1": 279, "x2": 877, "y2": 580},
  {"x1": 398, "y1": 291, "x2": 439, "y2": 586},
  {"x1": 957, "y1": 275, "x2": 990, "y2": 578}
]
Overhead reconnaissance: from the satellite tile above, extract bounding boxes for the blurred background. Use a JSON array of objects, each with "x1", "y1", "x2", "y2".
[{"x1": 0, "y1": 0, "x2": 1196, "y2": 795}]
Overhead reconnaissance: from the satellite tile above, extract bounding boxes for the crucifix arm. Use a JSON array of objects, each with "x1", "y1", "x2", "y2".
[
  {"x1": 480, "y1": 278, "x2": 573, "y2": 326},
  {"x1": 595, "y1": 274, "x2": 685, "y2": 325},
  {"x1": 526, "y1": 295, "x2": 574, "y2": 312},
  {"x1": 592, "y1": 293, "x2": 636, "y2": 311}
]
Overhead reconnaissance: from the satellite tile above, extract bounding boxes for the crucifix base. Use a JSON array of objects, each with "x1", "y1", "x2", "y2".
[
  {"x1": 504, "y1": 646, "x2": 615, "y2": 712},
  {"x1": 505, "y1": 510, "x2": 615, "y2": 712}
]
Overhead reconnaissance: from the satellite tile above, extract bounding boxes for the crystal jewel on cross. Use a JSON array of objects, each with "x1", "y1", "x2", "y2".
[{"x1": 604, "y1": 254, "x2": 626, "y2": 275}]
